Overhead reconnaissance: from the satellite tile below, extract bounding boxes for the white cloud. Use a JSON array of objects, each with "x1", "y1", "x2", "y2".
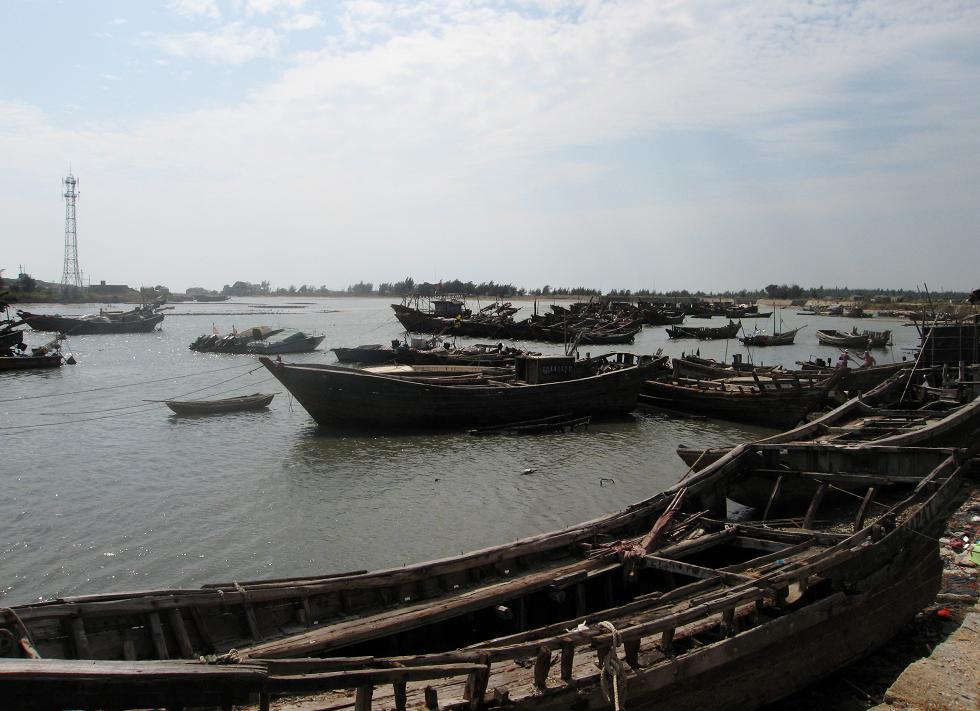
[
  {"x1": 112, "y1": 17, "x2": 127, "y2": 26},
  {"x1": 280, "y1": 12, "x2": 324, "y2": 31},
  {"x1": 168, "y1": 0, "x2": 221, "y2": 21},
  {"x1": 248, "y1": 0, "x2": 307, "y2": 14},
  {"x1": 142, "y1": 23, "x2": 281, "y2": 63},
  {"x1": 4, "y1": 1, "x2": 980, "y2": 290},
  {"x1": 100, "y1": 73, "x2": 122, "y2": 81}
]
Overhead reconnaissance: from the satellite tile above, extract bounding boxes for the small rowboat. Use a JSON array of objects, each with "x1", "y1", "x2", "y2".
[{"x1": 164, "y1": 392, "x2": 276, "y2": 415}]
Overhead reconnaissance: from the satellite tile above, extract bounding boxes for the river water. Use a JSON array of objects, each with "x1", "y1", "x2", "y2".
[{"x1": 0, "y1": 298, "x2": 918, "y2": 605}]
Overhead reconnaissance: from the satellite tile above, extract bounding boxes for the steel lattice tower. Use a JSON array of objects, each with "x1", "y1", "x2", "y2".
[{"x1": 61, "y1": 172, "x2": 82, "y2": 288}]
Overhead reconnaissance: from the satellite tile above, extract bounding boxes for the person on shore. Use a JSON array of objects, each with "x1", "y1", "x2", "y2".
[
  {"x1": 861, "y1": 351, "x2": 876, "y2": 368},
  {"x1": 836, "y1": 350, "x2": 852, "y2": 369}
]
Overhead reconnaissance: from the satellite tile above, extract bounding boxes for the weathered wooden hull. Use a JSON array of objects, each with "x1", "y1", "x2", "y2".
[
  {"x1": 18, "y1": 311, "x2": 164, "y2": 334},
  {"x1": 0, "y1": 354, "x2": 63, "y2": 371},
  {"x1": 816, "y1": 329, "x2": 891, "y2": 349},
  {"x1": 666, "y1": 321, "x2": 741, "y2": 340},
  {"x1": 0, "y1": 329, "x2": 24, "y2": 350},
  {"x1": 164, "y1": 393, "x2": 275, "y2": 415},
  {"x1": 0, "y1": 443, "x2": 965, "y2": 711},
  {"x1": 260, "y1": 358, "x2": 653, "y2": 428},
  {"x1": 640, "y1": 378, "x2": 831, "y2": 428}
]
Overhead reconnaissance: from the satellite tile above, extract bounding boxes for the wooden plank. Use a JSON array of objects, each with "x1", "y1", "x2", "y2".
[
  {"x1": 393, "y1": 681, "x2": 407, "y2": 711},
  {"x1": 853, "y1": 487, "x2": 877, "y2": 532},
  {"x1": 267, "y1": 663, "x2": 488, "y2": 692},
  {"x1": 533, "y1": 646, "x2": 551, "y2": 691},
  {"x1": 560, "y1": 642, "x2": 575, "y2": 682},
  {"x1": 147, "y1": 611, "x2": 170, "y2": 660},
  {"x1": 354, "y1": 685, "x2": 373, "y2": 711},
  {"x1": 661, "y1": 627, "x2": 675, "y2": 657},
  {"x1": 424, "y1": 685, "x2": 440, "y2": 710},
  {"x1": 69, "y1": 618, "x2": 90, "y2": 659},
  {"x1": 762, "y1": 475, "x2": 783, "y2": 522},
  {"x1": 803, "y1": 483, "x2": 828, "y2": 530},
  {"x1": 189, "y1": 607, "x2": 215, "y2": 654},
  {"x1": 168, "y1": 608, "x2": 194, "y2": 658}
]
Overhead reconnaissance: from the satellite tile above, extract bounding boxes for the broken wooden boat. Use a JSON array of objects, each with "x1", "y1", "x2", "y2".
[
  {"x1": 677, "y1": 373, "x2": 980, "y2": 470},
  {"x1": 639, "y1": 369, "x2": 842, "y2": 429},
  {"x1": 0, "y1": 352, "x2": 64, "y2": 371},
  {"x1": 0, "y1": 441, "x2": 973, "y2": 710},
  {"x1": 816, "y1": 329, "x2": 891, "y2": 349},
  {"x1": 164, "y1": 392, "x2": 276, "y2": 415},
  {"x1": 259, "y1": 352, "x2": 661, "y2": 429}
]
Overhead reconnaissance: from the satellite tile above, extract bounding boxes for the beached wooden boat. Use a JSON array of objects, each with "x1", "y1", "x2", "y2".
[
  {"x1": 666, "y1": 320, "x2": 741, "y2": 340},
  {"x1": 796, "y1": 360, "x2": 912, "y2": 395},
  {"x1": 17, "y1": 308, "x2": 164, "y2": 335},
  {"x1": 164, "y1": 392, "x2": 276, "y2": 415},
  {"x1": 332, "y1": 342, "x2": 535, "y2": 367},
  {"x1": 676, "y1": 370, "x2": 980, "y2": 469},
  {"x1": 816, "y1": 329, "x2": 891, "y2": 349},
  {"x1": 639, "y1": 370, "x2": 841, "y2": 428},
  {"x1": 0, "y1": 442, "x2": 971, "y2": 711},
  {"x1": 260, "y1": 353, "x2": 661, "y2": 429}
]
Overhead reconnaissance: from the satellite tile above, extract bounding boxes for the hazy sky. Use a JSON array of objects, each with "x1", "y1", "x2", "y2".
[{"x1": 2, "y1": 0, "x2": 978, "y2": 293}]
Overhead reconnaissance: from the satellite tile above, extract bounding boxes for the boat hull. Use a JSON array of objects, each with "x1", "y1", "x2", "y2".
[
  {"x1": 164, "y1": 393, "x2": 275, "y2": 415},
  {"x1": 0, "y1": 354, "x2": 63, "y2": 371},
  {"x1": 19, "y1": 312, "x2": 164, "y2": 334},
  {"x1": 261, "y1": 358, "x2": 653, "y2": 428}
]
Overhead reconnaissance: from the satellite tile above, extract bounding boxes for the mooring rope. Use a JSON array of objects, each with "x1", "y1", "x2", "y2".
[{"x1": 597, "y1": 620, "x2": 627, "y2": 711}]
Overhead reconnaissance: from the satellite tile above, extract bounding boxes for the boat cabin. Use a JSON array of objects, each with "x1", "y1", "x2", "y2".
[
  {"x1": 432, "y1": 300, "x2": 468, "y2": 318},
  {"x1": 515, "y1": 354, "x2": 576, "y2": 384}
]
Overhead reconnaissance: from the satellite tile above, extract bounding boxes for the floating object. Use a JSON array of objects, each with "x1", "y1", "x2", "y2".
[{"x1": 164, "y1": 392, "x2": 276, "y2": 415}]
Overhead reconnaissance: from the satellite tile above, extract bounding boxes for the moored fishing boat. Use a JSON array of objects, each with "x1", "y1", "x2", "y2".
[
  {"x1": 260, "y1": 352, "x2": 661, "y2": 429},
  {"x1": 676, "y1": 369, "x2": 980, "y2": 469},
  {"x1": 816, "y1": 328, "x2": 891, "y2": 349},
  {"x1": 17, "y1": 301, "x2": 165, "y2": 335},
  {"x1": 739, "y1": 325, "x2": 804, "y2": 346},
  {"x1": 640, "y1": 370, "x2": 842, "y2": 428},
  {"x1": 163, "y1": 392, "x2": 276, "y2": 415},
  {"x1": 0, "y1": 442, "x2": 971, "y2": 711},
  {"x1": 666, "y1": 320, "x2": 741, "y2": 340}
]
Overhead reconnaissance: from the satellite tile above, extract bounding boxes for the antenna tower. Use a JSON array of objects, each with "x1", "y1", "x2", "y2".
[{"x1": 61, "y1": 172, "x2": 82, "y2": 288}]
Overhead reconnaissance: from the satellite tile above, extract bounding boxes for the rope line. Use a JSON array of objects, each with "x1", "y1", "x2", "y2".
[{"x1": 0, "y1": 361, "x2": 258, "y2": 404}]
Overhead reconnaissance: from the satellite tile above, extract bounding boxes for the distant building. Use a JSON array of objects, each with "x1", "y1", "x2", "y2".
[{"x1": 88, "y1": 280, "x2": 130, "y2": 295}]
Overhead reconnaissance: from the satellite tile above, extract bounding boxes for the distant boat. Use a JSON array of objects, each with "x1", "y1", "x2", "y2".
[
  {"x1": 164, "y1": 392, "x2": 275, "y2": 415},
  {"x1": 816, "y1": 329, "x2": 891, "y2": 349},
  {"x1": 193, "y1": 294, "x2": 230, "y2": 302},
  {"x1": 0, "y1": 353, "x2": 63, "y2": 371},
  {"x1": 18, "y1": 301, "x2": 165, "y2": 335},
  {"x1": 189, "y1": 328, "x2": 324, "y2": 354},
  {"x1": 740, "y1": 326, "x2": 805, "y2": 347}
]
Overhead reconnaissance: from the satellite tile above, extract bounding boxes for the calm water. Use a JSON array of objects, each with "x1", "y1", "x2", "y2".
[{"x1": 0, "y1": 298, "x2": 918, "y2": 605}]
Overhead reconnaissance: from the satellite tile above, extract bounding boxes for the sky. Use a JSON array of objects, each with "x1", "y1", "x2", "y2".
[{"x1": 1, "y1": 0, "x2": 978, "y2": 294}]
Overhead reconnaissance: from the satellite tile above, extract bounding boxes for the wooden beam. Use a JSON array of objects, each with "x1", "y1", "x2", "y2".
[
  {"x1": 853, "y1": 487, "x2": 877, "y2": 532},
  {"x1": 168, "y1": 609, "x2": 194, "y2": 659},
  {"x1": 560, "y1": 642, "x2": 575, "y2": 682},
  {"x1": 533, "y1": 647, "x2": 551, "y2": 691},
  {"x1": 803, "y1": 483, "x2": 828, "y2": 530},
  {"x1": 763, "y1": 475, "x2": 783, "y2": 522},
  {"x1": 354, "y1": 685, "x2": 373, "y2": 711}
]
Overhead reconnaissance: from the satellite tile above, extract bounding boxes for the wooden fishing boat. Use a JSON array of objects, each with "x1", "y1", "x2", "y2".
[
  {"x1": 17, "y1": 309, "x2": 164, "y2": 335},
  {"x1": 164, "y1": 392, "x2": 276, "y2": 415},
  {"x1": 816, "y1": 329, "x2": 891, "y2": 349},
  {"x1": 796, "y1": 360, "x2": 911, "y2": 395},
  {"x1": 671, "y1": 355, "x2": 780, "y2": 381},
  {"x1": 260, "y1": 353, "x2": 660, "y2": 429},
  {"x1": 469, "y1": 413, "x2": 592, "y2": 435},
  {"x1": 0, "y1": 328, "x2": 23, "y2": 350},
  {"x1": 666, "y1": 320, "x2": 741, "y2": 340},
  {"x1": 739, "y1": 325, "x2": 804, "y2": 347},
  {"x1": 639, "y1": 370, "x2": 842, "y2": 428},
  {"x1": 0, "y1": 442, "x2": 971, "y2": 711},
  {"x1": 333, "y1": 342, "x2": 534, "y2": 367},
  {"x1": 0, "y1": 353, "x2": 63, "y2": 371},
  {"x1": 676, "y1": 369, "x2": 980, "y2": 469}
]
